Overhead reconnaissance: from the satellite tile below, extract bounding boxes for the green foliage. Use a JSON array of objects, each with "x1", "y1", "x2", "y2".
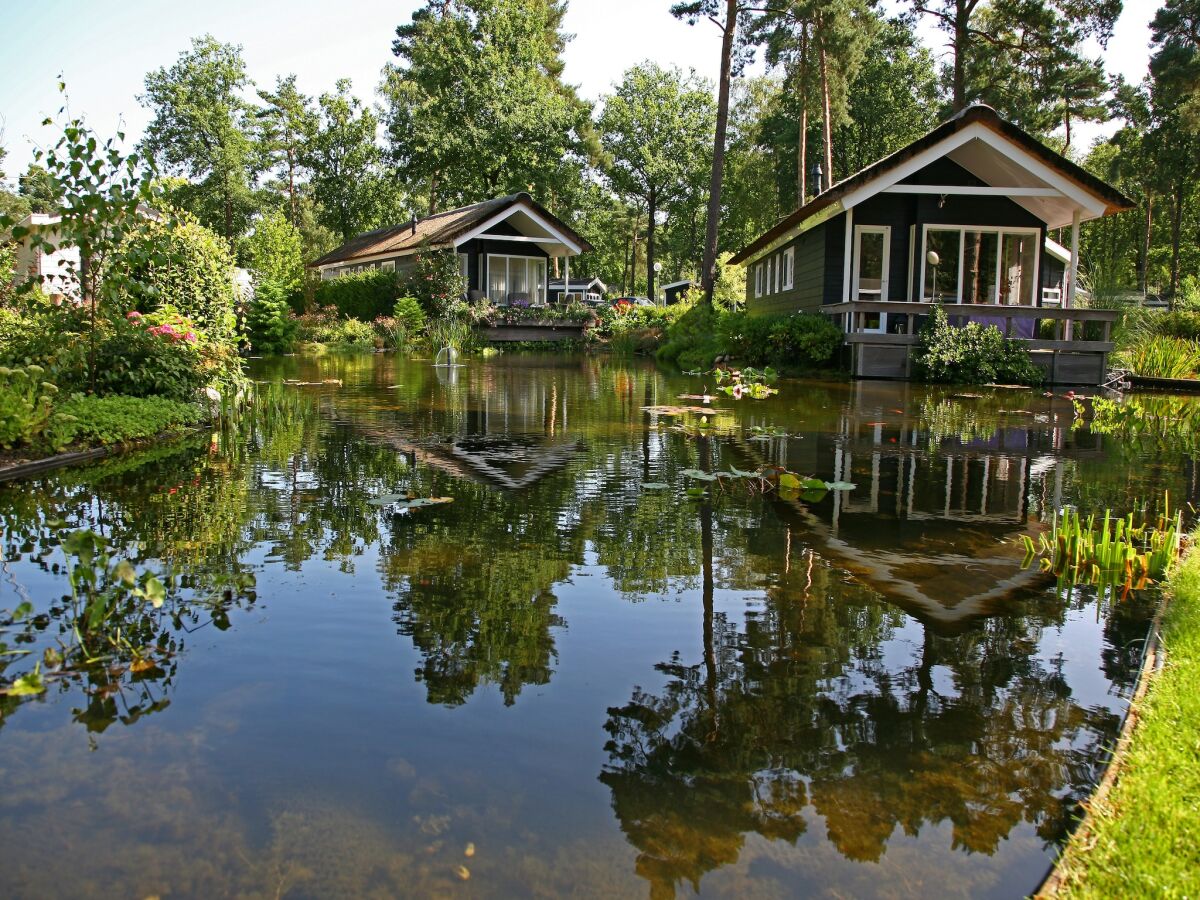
[
  {"x1": 313, "y1": 269, "x2": 400, "y2": 321},
  {"x1": 598, "y1": 63, "x2": 715, "y2": 301},
  {"x1": 383, "y1": 0, "x2": 594, "y2": 213},
  {"x1": 912, "y1": 305, "x2": 1043, "y2": 386},
  {"x1": 245, "y1": 279, "x2": 298, "y2": 355},
  {"x1": 244, "y1": 209, "x2": 305, "y2": 301},
  {"x1": 303, "y1": 79, "x2": 404, "y2": 241},
  {"x1": 1122, "y1": 335, "x2": 1200, "y2": 379},
  {"x1": 0, "y1": 364, "x2": 65, "y2": 450},
  {"x1": 17, "y1": 163, "x2": 60, "y2": 213},
  {"x1": 719, "y1": 310, "x2": 843, "y2": 369},
  {"x1": 294, "y1": 306, "x2": 378, "y2": 349},
  {"x1": 657, "y1": 302, "x2": 724, "y2": 370},
  {"x1": 425, "y1": 315, "x2": 481, "y2": 355},
  {"x1": 377, "y1": 296, "x2": 429, "y2": 350},
  {"x1": 52, "y1": 395, "x2": 204, "y2": 447},
  {"x1": 115, "y1": 214, "x2": 240, "y2": 340},
  {"x1": 138, "y1": 35, "x2": 258, "y2": 240},
  {"x1": 393, "y1": 296, "x2": 427, "y2": 335}
]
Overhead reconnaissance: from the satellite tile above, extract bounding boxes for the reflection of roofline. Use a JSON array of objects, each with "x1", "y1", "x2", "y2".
[{"x1": 729, "y1": 437, "x2": 1047, "y2": 631}]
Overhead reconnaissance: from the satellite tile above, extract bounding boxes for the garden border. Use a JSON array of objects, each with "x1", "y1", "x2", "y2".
[
  {"x1": 0, "y1": 425, "x2": 211, "y2": 484},
  {"x1": 1033, "y1": 560, "x2": 1175, "y2": 897}
]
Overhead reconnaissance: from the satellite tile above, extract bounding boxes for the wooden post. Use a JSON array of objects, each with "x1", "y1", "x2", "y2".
[{"x1": 1065, "y1": 210, "x2": 1081, "y2": 341}]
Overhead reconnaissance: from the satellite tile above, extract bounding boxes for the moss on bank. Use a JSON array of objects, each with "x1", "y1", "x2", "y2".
[{"x1": 1047, "y1": 533, "x2": 1200, "y2": 897}]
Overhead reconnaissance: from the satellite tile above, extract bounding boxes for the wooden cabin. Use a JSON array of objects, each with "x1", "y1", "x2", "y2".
[
  {"x1": 309, "y1": 193, "x2": 592, "y2": 307},
  {"x1": 662, "y1": 279, "x2": 692, "y2": 305},
  {"x1": 729, "y1": 105, "x2": 1134, "y2": 385},
  {"x1": 548, "y1": 277, "x2": 607, "y2": 304}
]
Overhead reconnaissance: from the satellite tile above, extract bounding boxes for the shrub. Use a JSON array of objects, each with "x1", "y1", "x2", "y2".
[
  {"x1": 1122, "y1": 336, "x2": 1200, "y2": 380},
  {"x1": 398, "y1": 250, "x2": 466, "y2": 318},
  {"x1": 394, "y1": 296, "x2": 427, "y2": 335},
  {"x1": 52, "y1": 395, "x2": 205, "y2": 447},
  {"x1": 115, "y1": 215, "x2": 240, "y2": 341},
  {"x1": 657, "y1": 303, "x2": 723, "y2": 370},
  {"x1": 766, "y1": 313, "x2": 843, "y2": 367},
  {"x1": 313, "y1": 269, "x2": 400, "y2": 321},
  {"x1": 0, "y1": 364, "x2": 65, "y2": 450},
  {"x1": 333, "y1": 318, "x2": 379, "y2": 349},
  {"x1": 913, "y1": 305, "x2": 1042, "y2": 385},
  {"x1": 245, "y1": 280, "x2": 298, "y2": 355}
]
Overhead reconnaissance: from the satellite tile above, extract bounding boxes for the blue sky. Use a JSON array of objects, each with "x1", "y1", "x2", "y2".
[{"x1": 0, "y1": 0, "x2": 1160, "y2": 179}]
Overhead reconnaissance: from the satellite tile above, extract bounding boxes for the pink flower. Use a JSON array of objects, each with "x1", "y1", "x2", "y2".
[
  {"x1": 184, "y1": 332, "x2": 197, "y2": 343},
  {"x1": 126, "y1": 311, "x2": 142, "y2": 320},
  {"x1": 732, "y1": 384, "x2": 744, "y2": 400}
]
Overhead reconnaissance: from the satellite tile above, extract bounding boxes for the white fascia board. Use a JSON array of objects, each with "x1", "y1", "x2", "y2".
[
  {"x1": 741, "y1": 200, "x2": 844, "y2": 267},
  {"x1": 882, "y1": 185, "x2": 1064, "y2": 197},
  {"x1": 452, "y1": 202, "x2": 583, "y2": 255},
  {"x1": 839, "y1": 122, "x2": 1106, "y2": 221},
  {"x1": 313, "y1": 247, "x2": 424, "y2": 271}
]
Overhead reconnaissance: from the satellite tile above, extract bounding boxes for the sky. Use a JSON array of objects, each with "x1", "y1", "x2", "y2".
[{"x1": 0, "y1": 0, "x2": 1163, "y2": 180}]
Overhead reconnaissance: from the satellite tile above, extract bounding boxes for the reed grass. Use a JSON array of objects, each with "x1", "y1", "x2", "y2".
[
  {"x1": 1022, "y1": 496, "x2": 1184, "y2": 599},
  {"x1": 1121, "y1": 335, "x2": 1200, "y2": 380}
]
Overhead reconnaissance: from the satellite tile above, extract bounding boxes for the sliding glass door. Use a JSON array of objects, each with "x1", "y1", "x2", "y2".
[{"x1": 919, "y1": 226, "x2": 1040, "y2": 306}]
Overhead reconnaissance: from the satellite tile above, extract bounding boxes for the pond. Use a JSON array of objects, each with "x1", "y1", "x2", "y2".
[{"x1": 1, "y1": 353, "x2": 1195, "y2": 898}]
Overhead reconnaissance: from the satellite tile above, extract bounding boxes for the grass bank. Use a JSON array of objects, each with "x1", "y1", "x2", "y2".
[{"x1": 1045, "y1": 532, "x2": 1200, "y2": 897}]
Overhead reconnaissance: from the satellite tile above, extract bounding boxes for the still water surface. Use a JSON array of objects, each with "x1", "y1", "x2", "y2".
[{"x1": 1, "y1": 353, "x2": 1194, "y2": 898}]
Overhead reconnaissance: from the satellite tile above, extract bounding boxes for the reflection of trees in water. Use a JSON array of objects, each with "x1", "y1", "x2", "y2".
[{"x1": 600, "y1": 543, "x2": 1146, "y2": 899}]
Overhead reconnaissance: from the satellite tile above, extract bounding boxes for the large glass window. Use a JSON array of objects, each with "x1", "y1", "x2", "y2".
[
  {"x1": 1000, "y1": 233, "x2": 1037, "y2": 306},
  {"x1": 923, "y1": 229, "x2": 960, "y2": 302},
  {"x1": 921, "y1": 227, "x2": 1039, "y2": 305},
  {"x1": 962, "y1": 230, "x2": 999, "y2": 304},
  {"x1": 487, "y1": 255, "x2": 548, "y2": 305}
]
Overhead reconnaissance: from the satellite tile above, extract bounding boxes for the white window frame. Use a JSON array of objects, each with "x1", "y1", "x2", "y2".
[
  {"x1": 754, "y1": 262, "x2": 763, "y2": 298},
  {"x1": 781, "y1": 247, "x2": 794, "y2": 291},
  {"x1": 917, "y1": 224, "x2": 1042, "y2": 306},
  {"x1": 486, "y1": 253, "x2": 548, "y2": 306},
  {"x1": 381, "y1": 260, "x2": 395, "y2": 273},
  {"x1": 852, "y1": 225, "x2": 891, "y2": 333}
]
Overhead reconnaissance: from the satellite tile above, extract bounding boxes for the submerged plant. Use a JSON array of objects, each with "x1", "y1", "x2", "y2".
[{"x1": 1020, "y1": 497, "x2": 1185, "y2": 599}]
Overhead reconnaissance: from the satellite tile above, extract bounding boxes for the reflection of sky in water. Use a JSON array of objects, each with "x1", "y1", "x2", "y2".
[{"x1": 0, "y1": 354, "x2": 1191, "y2": 898}]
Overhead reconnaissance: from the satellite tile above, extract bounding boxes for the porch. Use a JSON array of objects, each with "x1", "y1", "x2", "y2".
[{"x1": 821, "y1": 301, "x2": 1119, "y2": 384}]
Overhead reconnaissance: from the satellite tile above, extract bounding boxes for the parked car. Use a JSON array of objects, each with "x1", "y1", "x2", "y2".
[{"x1": 612, "y1": 296, "x2": 654, "y2": 310}]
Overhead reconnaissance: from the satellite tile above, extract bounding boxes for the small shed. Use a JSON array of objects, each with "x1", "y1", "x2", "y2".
[{"x1": 662, "y1": 279, "x2": 692, "y2": 304}]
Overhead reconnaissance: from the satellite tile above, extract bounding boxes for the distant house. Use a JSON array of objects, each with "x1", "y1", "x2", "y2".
[
  {"x1": 309, "y1": 193, "x2": 592, "y2": 306},
  {"x1": 11, "y1": 213, "x2": 82, "y2": 302},
  {"x1": 729, "y1": 104, "x2": 1134, "y2": 384},
  {"x1": 662, "y1": 279, "x2": 692, "y2": 304},
  {"x1": 10, "y1": 206, "x2": 164, "y2": 303},
  {"x1": 548, "y1": 277, "x2": 607, "y2": 304}
]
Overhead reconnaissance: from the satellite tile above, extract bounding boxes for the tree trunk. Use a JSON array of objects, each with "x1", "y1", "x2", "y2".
[
  {"x1": 1170, "y1": 186, "x2": 1183, "y2": 305},
  {"x1": 701, "y1": 0, "x2": 739, "y2": 306},
  {"x1": 647, "y1": 185, "x2": 658, "y2": 304},
  {"x1": 1137, "y1": 192, "x2": 1152, "y2": 296},
  {"x1": 429, "y1": 171, "x2": 441, "y2": 216},
  {"x1": 953, "y1": 1, "x2": 969, "y2": 112},
  {"x1": 818, "y1": 19, "x2": 833, "y2": 183},
  {"x1": 1064, "y1": 106, "x2": 1072, "y2": 153},
  {"x1": 797, "y1": 24, "x2": 810, "y2": 205}
]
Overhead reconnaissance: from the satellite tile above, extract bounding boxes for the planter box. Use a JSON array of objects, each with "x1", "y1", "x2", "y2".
[{"x1": 476, "y1": 321, "x2": 587, "y2": 342}]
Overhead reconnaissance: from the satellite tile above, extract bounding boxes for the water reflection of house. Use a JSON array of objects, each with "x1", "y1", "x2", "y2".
[
  {"x1": 734, "y1": 383, "x2": 1095, "y2": 630},
  {"x1": 345, "y1": 367, "x2": 583, "y2": 491}
]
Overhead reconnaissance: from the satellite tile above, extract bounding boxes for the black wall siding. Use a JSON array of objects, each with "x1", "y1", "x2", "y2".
[
  {"x1": 823, "y1": 213, "x2": 846, "y2": 304},
  {"x1": 746, "y1": 224, "x2": 827, "y2": 315}
]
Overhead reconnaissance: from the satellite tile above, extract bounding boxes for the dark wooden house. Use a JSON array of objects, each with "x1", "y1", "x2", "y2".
[
  {"x1": 662, "y1": 279, "x2": 692, "y2": 305},
  {"x1": 729, "y1": 105, "x2": 1134, "y2": 384},
  {"x1": 309, "y1": 193, "x2": 592, "y2": 306}
]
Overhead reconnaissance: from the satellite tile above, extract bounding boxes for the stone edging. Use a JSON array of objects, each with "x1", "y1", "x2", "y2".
[
  {"x1": 1033, "y1": 582, "x2": 1172, "y2": 897},
  {"x1": 0, "y1": 425, "x2": 210, "y2": 485}
]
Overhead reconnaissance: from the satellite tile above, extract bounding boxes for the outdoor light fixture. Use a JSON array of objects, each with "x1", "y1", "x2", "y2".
[
  {"x1": 927, "y1": 250, "x2": 941, "y2": 303},
  {"x1": 811, "y1": 161, "x2": 824, "y2": 195}
]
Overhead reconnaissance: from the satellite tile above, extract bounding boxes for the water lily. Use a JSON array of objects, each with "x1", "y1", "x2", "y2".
[{"x1": 732, "y1": 384, "x2": 744, "y2": 400}]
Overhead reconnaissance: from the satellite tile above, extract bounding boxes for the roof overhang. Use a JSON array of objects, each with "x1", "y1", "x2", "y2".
[
  {"x1": 731, "y1": 106, "x2": 1134, "y2": 267},
  {"x1": 453, "y1": 200, "x2": 584, "y2": 257}
]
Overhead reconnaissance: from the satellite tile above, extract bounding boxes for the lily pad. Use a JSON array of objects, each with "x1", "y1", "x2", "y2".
[
  {"x1": 778, "y1": 472, "x2": 801, "y2": 489},
  {"x1": 824, "y1": 481, "x2": 857, "y2": 491},
  {"x1": 680, "y1": 469, "x2": 718, "y2": 482},
  {"x1": 726, "y1": 467, "x2": 759, "y2": 479},
  {"x1": 368, "y1": 494, "x2": 411, "y2": 506},
  {"x1": 642, "y1": 482, "x2": 670, "y2": 490},
  {"x1": 800, "y1": 489, "x2": 829, "y2": 503},
  {"x1": 370, "y1": 495, "x2": 455, "y2": 511}
]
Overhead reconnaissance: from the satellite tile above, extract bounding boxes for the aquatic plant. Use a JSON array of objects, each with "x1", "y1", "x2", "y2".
[
  {"x1": 710, "y1": 365, "x2": 779, "y2": 399},
  {"x1": 1021, "y1": 498, "x2": 1184, "y2": 598},
  {"x1": 1121, "y1": 335, "x2": 1200, "y2": 380}
]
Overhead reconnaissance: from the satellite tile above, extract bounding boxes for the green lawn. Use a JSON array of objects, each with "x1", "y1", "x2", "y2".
[{"x1": 1050, "y1": 534, "x2": 1200, "y2": 898}]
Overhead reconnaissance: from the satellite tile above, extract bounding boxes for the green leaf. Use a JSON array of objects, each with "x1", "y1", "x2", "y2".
[
  {"x1": 680, "y1": 469, "x2": 717, "y2": 482},
  {"x1": 824, "y1": 481, "x2": 857, "y2": 491},
  {"x1": 642, "y1": 482, "x2": 670, "y2": 490},
  {"x1": 143, "y1": 575, "x2": 166, "y2": 609},
  {"x1": 8, "y1": 669, "x2": 46, "y2": 697},
  {"x1": 778, "y1": 473, "x2": 801, "y2": 489},
  {"x1": 12, "y1": 601, "x2": 33, "y2": 622}
]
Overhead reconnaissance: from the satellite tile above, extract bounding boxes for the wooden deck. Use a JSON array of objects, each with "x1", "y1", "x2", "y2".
[{"x1": 820, "y1": 301, "x2": 1119, "y2": 385}]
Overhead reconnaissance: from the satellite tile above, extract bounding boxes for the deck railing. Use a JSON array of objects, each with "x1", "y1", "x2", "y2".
[{"x1": 818, "y1": 301, "x2": 1118, "y2": 353}]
